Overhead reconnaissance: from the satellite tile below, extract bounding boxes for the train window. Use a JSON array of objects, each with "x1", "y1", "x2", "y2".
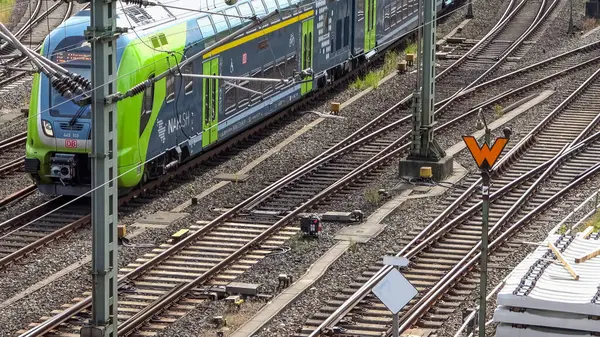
[
  {"x1": 225, "y1": 8, "x2": 241, "y2": 28},
  {"x1": 166, "y1": 74, "x2": 175, "y2": 103},
  {"x1": 265, "y1": 0, "x2": 278, "y2": 12},
  {"x1": 384, "y1": 4, "x2": 390, "y2": 30},
  {"x1": 336, "y1": 19, "x2": 342, "y2": 50},
  {"x1": 251, "y1": 0, "x2": 266, "y2": 16},
  {"x1": 237, "y1": 76, "x2": 250, "y2": 108},
  {"x1": 224, "y1": 81, "x2": 237, "y2": 114},
  {"x1": 343, "y1": 16, "x2": 350, "y2": 47},
  {"x1": 357, "y1": 0, "x2": 364, "y2": 21},
  {"x1": 213, "y1": 12, "x2": 229, "y2": 39},
  {"x1": 238, "y1": 2, "x2": 254, "y2": 17},
  {"x1": 263, "y1": 63, "x2": 275, "y2": 94},
  {"x1": 140, "y1": 74, "x2": 155, "y2": 136},
  {"x1": 323, "y1": 11, "x2": 329, "y2": 34},
  {"x1": 280, "y1": 0, "x2": 292, "y2": 18},
  {"x1": 285, "y1": 53, "x2": 297, "y2": 77},
  {"x1": 275, "y1": 57, "x2": 286, "y2": 88},
  {"x1": 249, "y1": 68, "x2": 262, "y2": 102},
  {"x1": 183, "y1": 63, "x2": 193, "y2": 95},
  {"x1": 197, "y1": 16, "x2": 216, "y2": 47}
]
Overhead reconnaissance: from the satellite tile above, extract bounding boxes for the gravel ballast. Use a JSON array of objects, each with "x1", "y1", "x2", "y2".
[
  {"x1": 0, "y1": 0, "x2": 590, "y2": 336},
  {"x1": 0, "y1": 17, "x2": 466, "y2": 335}
]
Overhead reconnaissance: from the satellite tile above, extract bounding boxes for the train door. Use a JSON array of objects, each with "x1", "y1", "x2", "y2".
[
  {"x1": 364, "y1": 0, "x2": 376, "y2": 51},
  {"x1": 202, "y1": 57, "x2": 219, "y2": 147},
  {"x1": 301, "y1": 18, "x2": 314, "y2": 95}
]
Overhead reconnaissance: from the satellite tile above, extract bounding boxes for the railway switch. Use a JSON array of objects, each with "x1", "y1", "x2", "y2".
[{"x1": 300, "y1": 214, "x2": 322, "y2": 236}]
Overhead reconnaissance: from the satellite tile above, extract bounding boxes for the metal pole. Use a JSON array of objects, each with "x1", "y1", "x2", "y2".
[
  {"x1": 409, "y1": 0, "x2": 423, "y2": 157},
  {"x1": 80, "y1": 0, "x2": 119, "y2": 334},
  {"x1": 568, "y1": 0, "x2": 574, "y2": 35},
  {"x1": 466, "y1": 0, "x2": 474, "y2": 18},
  {"x1": 420, "y1": 0, "x2": 437, "y2": 158},
  {"x1": 478, "y1": 167, "x2": 490, "y2": 337},
  {"x1": 393, "y1": 312, "x2": 399, "y2": 337}
]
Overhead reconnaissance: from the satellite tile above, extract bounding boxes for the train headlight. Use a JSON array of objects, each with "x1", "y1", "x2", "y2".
[{"x1": 42, "y1": 120, "x2": 54, "y2": 137}]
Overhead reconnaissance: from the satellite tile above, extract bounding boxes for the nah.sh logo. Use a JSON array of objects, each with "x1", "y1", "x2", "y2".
[{"x1": 65, "y1": 139, "x2": 77, "y2": 148}]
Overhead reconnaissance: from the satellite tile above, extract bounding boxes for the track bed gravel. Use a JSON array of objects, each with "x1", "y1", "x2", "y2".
[
  {"x1": 0, "y1": 1, "x2": 578, "y2": 335},
  {"x1": 237, "y1": 86, "x2": 552, "y2": 337},
  {"x1": 434, "y1": 173, "x2": 600, "y2": 337},
  {"x1": 0, "y1": 36, "x2": 439, "y2": 337}
]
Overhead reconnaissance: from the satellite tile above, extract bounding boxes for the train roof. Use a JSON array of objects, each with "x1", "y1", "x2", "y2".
[
  {"x1": 49, "y1": 0, "x2": 304, "y2": 56},
  {"x1": 73, "y1": 0, "x2": 303, "y2": 38}
]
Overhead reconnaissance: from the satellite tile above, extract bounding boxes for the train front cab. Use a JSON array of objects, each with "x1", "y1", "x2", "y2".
[{"x1": 25, "y1": 32, "x2": 144, "y2": 196}]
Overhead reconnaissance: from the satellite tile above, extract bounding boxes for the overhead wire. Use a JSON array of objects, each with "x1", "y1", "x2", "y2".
[
  {"x1": 6, "y1": 0, "x2": 488, "y2": 239},
  {"x1": 2, "y1": 0, "x2": 476, "y2": 135}
]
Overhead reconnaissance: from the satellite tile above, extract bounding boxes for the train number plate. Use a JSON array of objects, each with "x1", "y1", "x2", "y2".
[{"x1": 65, "y1": 139, "x2": 78, "y2": 148}]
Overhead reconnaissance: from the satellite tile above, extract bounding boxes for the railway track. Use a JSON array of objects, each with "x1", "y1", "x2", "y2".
[
  {"x1": 4, "y1": 44, "x2": 596, "y2": 281},
  {"x1": 0, "y1": 0, "x2": 74, "y2": 88},
  {"x1": 0, "y1": 131, "x2": 26, "y2": 177},
  {"x1": 300, "y1": 50, "x2": 600, "y2": 337},
  {"x1": 16, "y1": 43, "x2": 600, "y2": 336},
  {"x1": 2, "y1": 1, "x2": 576, "y2": 336},
  {"x1": 434, "y1": 0, "x2": 557, "y2": 110}
]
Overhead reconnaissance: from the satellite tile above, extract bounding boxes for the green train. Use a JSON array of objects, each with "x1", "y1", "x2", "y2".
[{"x1": 25, "y1": 0, "x2": 452, "y2": 196}]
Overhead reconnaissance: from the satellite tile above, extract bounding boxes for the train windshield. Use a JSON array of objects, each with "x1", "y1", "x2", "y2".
[{"x1": 49, "y1": 51, "x2": 91, "y2": 118}]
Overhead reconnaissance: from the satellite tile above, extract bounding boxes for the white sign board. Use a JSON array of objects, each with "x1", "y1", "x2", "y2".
[
  {"x1": 372, "y1": 268, "x2": 418, "y2": 314},
  {"x1": 383, "y1": 256, "x2": 409, "y2": 267}
]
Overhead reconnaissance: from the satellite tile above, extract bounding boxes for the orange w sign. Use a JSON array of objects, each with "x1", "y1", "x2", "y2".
[{"x1": 462, "y1": 136, "x2": 508, "y2": 169}]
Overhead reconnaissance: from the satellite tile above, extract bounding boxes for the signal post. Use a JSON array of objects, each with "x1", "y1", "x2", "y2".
[
  {"x1": 462, "y1": 115, "x2": 509, "y2": 337},
  {"x1": 399, "y1": 0, "x2": 453, "y2": 182}
]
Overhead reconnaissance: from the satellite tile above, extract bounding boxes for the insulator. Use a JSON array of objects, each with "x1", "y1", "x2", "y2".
[
  {"x1": 124, "y1": 0, "x2": 152, "y2": 7},
  {"x1": 128, "y1": 80, "x2": 151, "y2": 96},
  {"x1": 71, "y1": 73, "x2": 91, "y2": 90},
  {"x1": 50, "y1": 75, "x2": 73, "y2": 98}
]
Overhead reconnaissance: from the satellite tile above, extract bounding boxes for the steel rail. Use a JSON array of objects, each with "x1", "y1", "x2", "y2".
[
  {"x1": 395, "y1": 133, "x2": 600, "y2": 334},
  {"x1": 434, "y1": 40, "x2": 600, "y2": 107},
  {"x1": 0, "y1": 137, "x2": 26, "y2": 153},
  {"x1": 468, "y1": 0, "x2": 558, "y2": 87},
  {"x1": 0, "y1": 196, "x2": 64, "y2": 235},
  {"x1": 0, "y1": 156, "x2": 24, "y2": 175},
  {"x1": 435, "y1": 0, "x2": 520, "y2": 80},
  {"x1": 308, "y1": 50, "x2": 600, "y2": 337},
  {"x1": 11, "y1": 2, "x2": 588, "y2": 334},
  {"x1": 0, "y1": 131, "x2": 26, "y2": 148},
  {"x1": 118, "y1": 126, "x2": 415, "y2": 336},
  {"x1": 0, "y1": 184, "x2": 36, "y2": 208},
  {"x1": 19, "y1": 114, "x2": 413, "y2": 337},
  {"x1": 0, "y1": 0, "x2": 41, "y2": 52},
  {"x1": 436, "y1": 54, "x2": 600, "y2": 133},
  {"x1": 435, "y1": 0, "x2": 555, "y2": 114},
  {"x1": 0, "y1": 215, "x2": 90, "y2": 269},
  {"x1": 20, "y1": 46, "x2": 533, "y2": 333}
]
